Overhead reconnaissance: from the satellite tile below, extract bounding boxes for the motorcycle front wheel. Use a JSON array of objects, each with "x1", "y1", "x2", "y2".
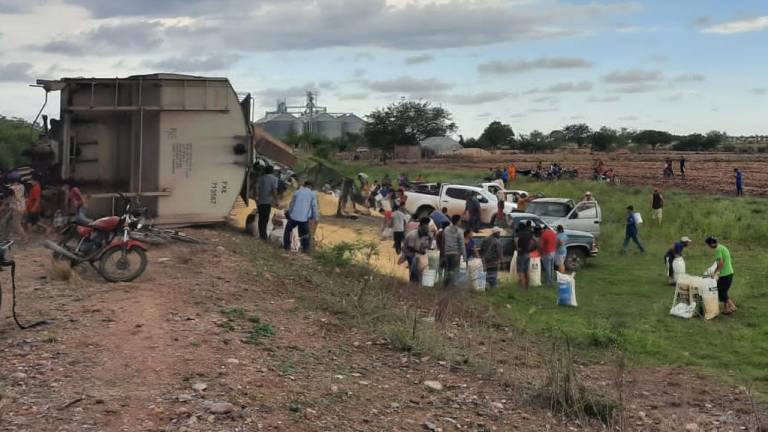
[{"x1": 98, "y1": 247, "x2": 148, "y2": 283}]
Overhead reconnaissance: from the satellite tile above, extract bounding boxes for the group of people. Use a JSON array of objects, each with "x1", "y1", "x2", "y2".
[
  {"x1": 0, "y1": 169, "x2": 89, "y2": 242},
  {"x1": 622, "y1": 186, "x2": 738, "y2": 315},
  {"x1": 665, "y1": 235, "x2": 737, "y2": 315},
  {"x1": 663, "y1": 156, "x2": 686, "y2": 179},
  {"x1": 393, "y1": 204, "x2": 570, "y2": 292},
  {"x1": 486, "y1": 164, "x2": 517, "y2": 187},
  {"x1": 591, "y1": 158, "x2": 618, "y2": 183},
  {"x1": 513, "y1": 222, "x2": 568, "y2": 290},
  {"x1": 254, "y1": 165, "x2": 319, "y2": 253},
  {"x1": 394, "y1": 207, "x2": 493, "y2": 287}
]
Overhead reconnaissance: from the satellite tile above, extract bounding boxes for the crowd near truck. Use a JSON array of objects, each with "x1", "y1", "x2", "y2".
[
  {"x1": 475, "y1": 212, "x2": 599, "y2": 271},
  {"x1": 404, "y1": 183, "x2": 515, "y2": 226}
]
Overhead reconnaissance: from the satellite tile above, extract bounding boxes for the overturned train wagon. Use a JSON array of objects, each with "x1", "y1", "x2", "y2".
[{"x1": 37, "y1": 73, "x2": 292, "y2": 225}]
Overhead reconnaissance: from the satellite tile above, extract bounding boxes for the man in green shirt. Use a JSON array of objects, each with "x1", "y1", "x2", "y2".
[{"x1": 706, "y1": 236, "x2": 736, "y2": 314}]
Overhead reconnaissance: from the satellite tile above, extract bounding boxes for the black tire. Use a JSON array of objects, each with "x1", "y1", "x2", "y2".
[
  {"x1": 565, "y1": 247, "x2": 587, "y2": 271},
  {"x1": 98, "y1": 247, "x2": 148, "y2": 283}
]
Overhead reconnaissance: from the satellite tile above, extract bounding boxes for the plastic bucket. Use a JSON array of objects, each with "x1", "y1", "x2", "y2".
[{"x1": 422, "y1": 269, "x2": 437, "y2": 287}]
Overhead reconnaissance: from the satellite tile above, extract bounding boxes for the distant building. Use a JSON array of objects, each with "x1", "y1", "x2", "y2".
[{"x1": 255, "y1": 92, "x2": 365, "y2": 140}]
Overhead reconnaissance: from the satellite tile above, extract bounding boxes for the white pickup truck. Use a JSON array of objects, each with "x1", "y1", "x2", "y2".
[
  {"x1": 404, "y1": 184, "x2": 514, "y2": 226},
  {"x1": 479, "y1": 182, "x2": 528, "y2": 206}
]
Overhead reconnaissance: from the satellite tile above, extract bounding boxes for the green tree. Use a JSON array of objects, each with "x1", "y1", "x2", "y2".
[
  {"x1": 615, "y1": 128, "x2": 635, "y2": 148},
  {"x1": 518, "y1": 130, "x2": 554, "y2": 153},
  {"x1": 0, "y1": 116, "x2": 37, "y2": 168},
  {"x1": 633, "y1": 130, "x2": 673, "y2": 150},
  {"x1": 704, "y1": 130, "x2": 727, "y2": 149},
  {"x1": 363, "y1": 100, "x2": 457, "y2": 151},
  {"x1": 548, "y1": 130, "x2": 567, "y2": 149},
  {"x1": 589, "y1": 127, "x2": 618, "y2": 152},
  {"x1": 673, "y1": 133, "x2": 706, "y2": 151},
  {"x1": 477, "y1": 121, "x2": 515, "y2": 150},
  {"x1": 463, "y1": 137, "x2": 480, "y2": 148},
  {"x1": 563, "y1": 123, "x2": 592, "y2": 148}
]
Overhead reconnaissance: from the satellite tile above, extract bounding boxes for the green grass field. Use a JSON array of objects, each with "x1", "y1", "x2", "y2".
[{"x1": 326, "y1": 159, "x2": 768, "y2": 393}]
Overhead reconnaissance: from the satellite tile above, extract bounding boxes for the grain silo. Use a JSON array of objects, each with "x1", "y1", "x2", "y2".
[
  {"x1": 257, "y1": 91, "x2": 365, "y2": 140},
  {"x1": 311, "y1": 112, "x2": 343, "y2": 139},
  {"x1": 339, "y1": 113, "x2": 365, "y2": 135},
  {"x1": 258, "y1": 112, "x2": 300, "y2": 139}
]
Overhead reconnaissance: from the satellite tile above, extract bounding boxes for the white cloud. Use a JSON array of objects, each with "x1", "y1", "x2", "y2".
[
  {"x1": 0, "y1": 63, "x2": 34, "y2": 82},
  {"x1": 478, "y1": 57, "x2": 592, "y2": 74},
  {"x1": 609, "y1": 83, "x2": 660, "y2": 93},
  {"x1": 35, "y1": 21, "x2": 164, "y2": 55},
  {"x1": 364, "y1": 76, "x2": 453, "y2": 93},
  {"x1": 545, "y1": 81, "x2": 593, "y2": 93},
  {"x1": 145, "y1": 54, "x2": 241, "y2": 72},
  {"x1": 338, "y1": 93, "x2": 369, "y2": 101},
  {"x1": 588, "y1": 96, "x2": 620, "y2": 102},
  {"x1": 750, "y1": 88, "x2": 767, "y2": 95},
  {"x1": 441, "y1": 91, "x2": 514, "y2": 105},
  {"x1": 404, "y1": 54, "x2": 434, "y2": 65},
  {"x1": 703, "y1": 16, "x2": 768, "y2": 34},
  {"x1": 603, "y1": 69, "x2": 663, "y2": 83},
  {"x1": 673, "y1": 73, "x2": 706, "y2": 82}
]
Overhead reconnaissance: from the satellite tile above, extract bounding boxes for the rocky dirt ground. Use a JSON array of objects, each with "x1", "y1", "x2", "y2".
[
  {"x1": 0, "y1": 225, "x2": 765, "y2": 431},
  {"x1": 412, "y1": 151, "x2": 768, "y2": 197}
]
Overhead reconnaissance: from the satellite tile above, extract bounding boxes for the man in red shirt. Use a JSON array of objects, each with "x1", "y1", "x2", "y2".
[
  {"x1": 23, "y1": 178, "x2": 50, "y2": 234},
  {"x1": 539, "y1": 226, "x2": 557, "y2": 285}
]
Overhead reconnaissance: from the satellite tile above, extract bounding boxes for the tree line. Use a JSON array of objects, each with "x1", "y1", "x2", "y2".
[
  {"x1": 355, "y1": 99, "x2": 728, "y2": 154},
  {"x1": 466, "y1": 121, "x2": 728, "y2": 153}
]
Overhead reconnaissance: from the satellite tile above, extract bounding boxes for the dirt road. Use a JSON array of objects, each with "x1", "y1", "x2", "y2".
[{"x1": 0, "y1": 228, "x2": 763, "y2": 431}]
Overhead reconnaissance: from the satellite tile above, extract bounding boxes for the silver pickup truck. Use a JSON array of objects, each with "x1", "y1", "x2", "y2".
[{"x1": 525, "y1": 198, "x2": 602, "y2": 238}]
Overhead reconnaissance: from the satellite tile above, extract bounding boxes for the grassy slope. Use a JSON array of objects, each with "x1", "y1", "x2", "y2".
[{"x1": 323, "y1": 158, "x2": 768, "y2": 391}]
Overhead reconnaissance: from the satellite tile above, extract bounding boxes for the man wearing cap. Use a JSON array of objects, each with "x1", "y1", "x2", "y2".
[
  {"x1": 651, "y1": 188, "x2": 664, "y2": 226},
  {"x1": 480, "y1": 227, "x2": 503, "y2": 289},
  {"x1": 665, "y1": 236, "x2": 691, "y2": 282},
  {"x1": 622, "y1": 205, "x2": 645, "y2": 254},
  {"x1": 705, "y1": 236, "x2": 736, "y2": 314},
  {"x1": 584, "y1": 191, "x2": 595, "y2": 202}
]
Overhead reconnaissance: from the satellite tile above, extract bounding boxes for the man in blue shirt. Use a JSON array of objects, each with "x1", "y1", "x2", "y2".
[
  {"x1": 665, "y1": 236, "x2": 691, "y2": 281},
  {"x1": 621, "y1": 205, "x2": 644, "y2": 254},
  {"x1": 734, "y1": 168, "x2": 744, "y2": 196},
  {"x1": 284, "y1": 181, "x2": 318, "y2": 253}
]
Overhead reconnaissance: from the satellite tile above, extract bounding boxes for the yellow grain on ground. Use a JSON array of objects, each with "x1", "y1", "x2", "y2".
[{"x1": 229, "y1": 193, "x2": 406, "y2": 280}]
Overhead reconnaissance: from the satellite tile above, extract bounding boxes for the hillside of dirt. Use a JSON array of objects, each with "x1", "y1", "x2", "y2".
[{"x1": 1, "y1": 224, "x2": 765, "y2": 431}]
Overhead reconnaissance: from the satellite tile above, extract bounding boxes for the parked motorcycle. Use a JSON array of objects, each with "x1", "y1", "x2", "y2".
[{"x1": 44, "y1": 195, "x2": 148, "y2": 282}]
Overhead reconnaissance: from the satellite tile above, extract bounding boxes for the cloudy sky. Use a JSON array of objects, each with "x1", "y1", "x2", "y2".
[{"x1": 0, "y1": 0, "x2": 766, "y2": 137}]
